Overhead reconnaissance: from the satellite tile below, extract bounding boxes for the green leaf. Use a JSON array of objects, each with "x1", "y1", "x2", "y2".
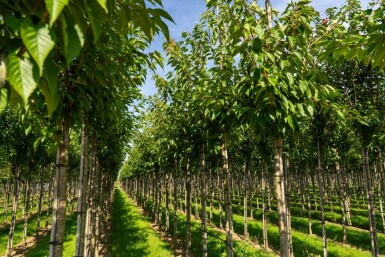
[
  {"x1": 0, "y1": 87, "x2": 8, "y2": 113},
  {"x1": 336, "y1": 109, "x2": 344, "y2": 120},
  {"x1": 252, "y1": 38, "x2": 262, "y2": 53},
  {"x1": 34, "y1": 137, "x2": 42, "y2": 152},
  {"x1": 40, "y1": 73, "x2": 59, "y2": 116},
  {"x1": 267, "y1": 77, "x2": 278, "y2": 86},
  {"x1": 96, "y1": 0, "x2": 108, "y2": 13},
  {"x1": 306, "y1": 105, "x2": 314, "y2": 116},
  {"x1": 60, "y1": 14, "x2": 85, "y2": 67},
  {"x1": 47, "y1": 141, "x2": 57, "y2": 156},
  {"x1": 7, "y1": 54, "x2": 39, "y2": 102},
  {"x1": 286, "y1": 72, "x2": 294, "y2": 86},
  {"x1": 87, "y1": 0, "x2": 106, "y2": 43},
  {"x1": 5, "y1": 15, "x2": 21, "y2": 33},
  {"x1": 151, "y1": 8, "x2": 174, "y2": 23},
  {"x1": 253, "y1": 67, "x2": 262, "y2": 82},
  {"x1": 45, "y1": 0, "x2": 70, "y2": 26},
  {"x1": 20, "y1": 20, "x2": 56, "y2": 76},
  {"x1": 25, "y1": 125, "x2": 32, "y2": 135},
  {"x1": 286, "y1": 115, "x2": 294, "y2": 131}
]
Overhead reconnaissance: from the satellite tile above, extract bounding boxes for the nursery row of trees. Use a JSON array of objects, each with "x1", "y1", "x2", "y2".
[
  {"x1": 121, "y1": 1, "x2": 385, "y2": 257},
  {"x1": 0, "y1": 0, "x2": 172, "y2": 257}
]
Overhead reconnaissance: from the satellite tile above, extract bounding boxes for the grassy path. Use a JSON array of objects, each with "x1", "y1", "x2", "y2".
[
  {"x1": 24, "y1": 214, "x2": 77, "y2": 257},
  {"x1": 110, "y1": 187, "x2": 173, "y2": 257}
]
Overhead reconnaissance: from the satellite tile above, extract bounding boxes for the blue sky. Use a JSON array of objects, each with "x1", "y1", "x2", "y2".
[{"x1": 142, "y1": 0, "x2": 371, "y2": 97}]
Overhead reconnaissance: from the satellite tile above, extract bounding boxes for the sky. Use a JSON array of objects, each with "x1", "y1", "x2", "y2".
[{"x1": 141, "y1": 0, "x2": 371, "y2": 97}]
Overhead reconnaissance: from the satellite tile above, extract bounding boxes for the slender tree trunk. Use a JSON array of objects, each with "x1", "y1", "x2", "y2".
[
  {"x1": 376, "y1": 149, "x2": 385, "y2": 233},
  {"x1": 218, "y1": 174, "x2": 223, "y2": 229},
  {"x1": 37, "y1": 164, "x2": 46, "y2": 236},
  {"x1": 3, "y1": 179, "x2": 11, "y2": 225},
  {"x1": 50, "y1": 120, "x2": 70, "y2": 257},
  {"x1": 75, "y1": 125, "x2": 89, "y2": 256},
  {"x1": 210, "y1": 169, "x2": 214, "y2": 225},
  {"x1": 262, "y1": 163, "x2": 268, "y2": 250},
  {"x1": 273, "y1": 136, "x2": 289, "y2": 257},
  {"x1": 46, "y1": 167, "x2": 53, "y2": 229},
  {"x1": 362, "y1": 143, "x2": 379, "y2": 257},
  {"x1": 23, "y1": 166, "x2": 33, "y2": 246},
  {"x1": 243, "y1": 159, "x2": 248, "y2": 240},
  {"x1": 221, "y1": 133, "x2": 233, "y2": 257},
  {"x1": 173, "y1": 158, "x2": 178, "y2": 246},
  {"x1": 336, "y1": 155, "x2": 347, "y2": 244},
  {"x1": 6, "y1": 165, "x2": 20, "y2": 257},
  {"x1": 85, "y1": 147, "x2": 96, "y2": 257},
  {"x1": 306, "y1": 164, "x2": 312, "y2": 235},
  {"x1": 200, "y1": 144, "x2": 208, "y2": 257},
  {"x1": 316, "y1": 134, "x2": 328, "y2": 257},
  {"x1": 166, "y1": 173, "x2": 170, "y2": 233},
  {"x1": 94, "y1": 158, "x2": 101, "y2": 257},
  {"x1": 284, "y1": 158, "x2": 293, "y2": 257},
  {"x1": 186, "y1": 157, "x2": 192, "y2": 257}
]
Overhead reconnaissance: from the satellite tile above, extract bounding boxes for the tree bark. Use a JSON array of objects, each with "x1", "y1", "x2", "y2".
[
  {"x1": 185, "y1": 157, "x2": 192, "y2": 257},
  {"x1": 3, "y1": 178, "x2": 11, "y2": 225},
  {"x1": 362, "y1": 144, "x2": 379, "y2": 257},
  {"x1": 37, "y1": 163, "x2": 46, "y2": 236},
  {"x1": 243, "y1": 159, "x2": 248, "y2": 240},
  {"x1": 306, "y1": 164, "x2": 312, "y2": 235},
  {"x1": 273, "y1": 137, "x2": 289, "y2": 257},
  {"x1": 23, "y1": 165, "x2": 33, "y2": 246},
  {"x1": 49, "y1": 120, "x2": 70, "y2": 257},
  {"x1": 75, "y1": 125, "x2": 89, "y2": 256},
  {"x1": 221, "y1": 133, "x2": 233, "y2": 257},
  {"x1": 316, "y1": 134, "x2": 328, "y2": 257},
  {"x1": 262, "y1": 162, "x2": 268, "y2": 250},
  {"x1": 200, "y1": 144, "x2": 208, "y2": 257},
  {"x1": 6, "y1": 165, "x2": 20, "y2": 257}
]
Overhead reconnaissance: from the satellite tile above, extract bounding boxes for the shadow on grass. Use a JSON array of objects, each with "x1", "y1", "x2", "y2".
[
  {"x1": 25, "y1": 214, "x2": 76, "y2": 257},
  {"x1": 109, "y1": 188, "x2": 173, "y2": 257}
]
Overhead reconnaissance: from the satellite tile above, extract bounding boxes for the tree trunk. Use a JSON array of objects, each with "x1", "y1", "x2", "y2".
[
  {"x1": 6, "y1": 165, "x2": 20, "y2": 257},
  {"x1": 46, "y1": 167, "x2": 53, "y2": 229},
  {"x1": 75, "y1": 125, "x2": 89, "y2": 256},
  {"x1": 185, "y1": 157, "x2": 192, "y2": 257},
  {"x1": 362, "y1": 144, "x2": 379, "y2": 257},
  {"x1": 3, "y1": 178, "x2": 11, "y2": 225},
  {"x1": 49, "y1": 120, "x2": 70, "y2": 257},
  {"x1": 23, "y1": 166, "x2": 33, "y2": 246},
  {"x1": 166, "y1": 173, "x2": 170, "y2": 233},
  {"x1": 37, "y1": 164, "x2": 46, "y2": 236},
  {"x1": 316, "y1": 134, "x2": 328, "y2": 257},
  {"x1": 243, "y1": 159, "x2": 248, "y2": 240},
  {"x1": 306, "y1": 164, "x2": 312, "y2": 235},
  {"x1": 173, "y1": 158, "x2": 178, "y2": 246},
  {"x1": 221, "y1": 133, "x2": 233, "y2": 257},
  {"x1": 262, "y1": 163, "x2": 268, "y2": 250},
  {"x1": 273, "y1": 136, "x2": 289, "y2": 257},
  {"x1": 85, "y1": 146, "x2": 96, "y2": 257},
  {"x1": 200, "y1": 144, "x2": 208, "y2": 257},
  {"x1": 336, "y1": 155, "x2": 347, "y2": 244}
]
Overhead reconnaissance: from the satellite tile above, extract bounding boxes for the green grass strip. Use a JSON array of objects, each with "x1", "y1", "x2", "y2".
[
  {"x1": 0, "y1": 211, "x2": 50, "y2": 255},
  {"x1": 25, "y1": 213, "x2": 77, "y2": 257},
  {"x1": 110, "y1": 187, "x2": 173, "y2": 257}
]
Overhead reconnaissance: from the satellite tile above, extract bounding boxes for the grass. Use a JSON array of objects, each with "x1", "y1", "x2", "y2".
[
  {"x1": 110, "y1": 187, "x2": 173, "y2": 257},
  {"x1": 0, "y1": 211, "x2": 50, "y2": 255},
  {"x1": 140, "y1": 196, "x2": 275, "y2": 257},
  {"x1": 173, "y1": 198, "x2": 375, "y2": 257},
  {"x1": 25, "y1": 214, "x2": 77, "y2": 257}
]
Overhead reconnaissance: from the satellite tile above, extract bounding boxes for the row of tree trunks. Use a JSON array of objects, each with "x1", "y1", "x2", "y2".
[{"x1": 121, "y1": 137, "x2": 384, "y2": 257}]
